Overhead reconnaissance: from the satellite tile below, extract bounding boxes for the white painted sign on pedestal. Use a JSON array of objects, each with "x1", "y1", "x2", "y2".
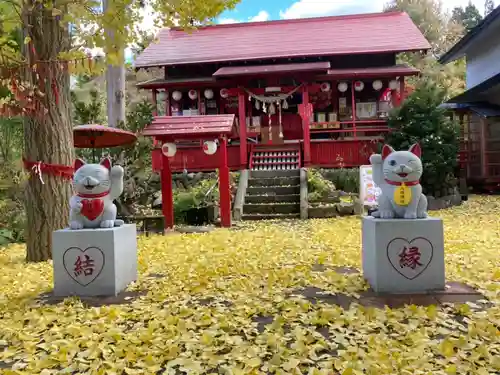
[
  {"x1": 362, "y1": 217, "x2": 445, "y2": 293},
  {"x1": 386, "y1": 237, "x2": 433, "y2": 280},
  {"x1": 52, "y1": 224, "x2": 138, "y2": 297},
  {"x1": 359, "y1": 165, "x2": 381, "y2": 206},
  {"x1": 63, "y1": 246, "x2": 105, "y2": 286}
]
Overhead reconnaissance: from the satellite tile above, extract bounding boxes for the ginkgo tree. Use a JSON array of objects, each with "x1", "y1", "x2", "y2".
[{"x1": 0, "y1": 0, "x2": 238, "y2": 262}]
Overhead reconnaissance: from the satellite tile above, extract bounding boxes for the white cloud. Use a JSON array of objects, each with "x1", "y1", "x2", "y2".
[
  {"x1": 249, "y1": 10, "x2": 270, "y2": 22},
  {"x1": 218, "y1": 18, "x2": 240, "y2": 24},
  {"x1": 279, "y1": 0, "x2": 489, "y2": 19},
  {"x1": 218, "y1": 10, "x2": 270, "y2": 24},
  {"x1": 279, "y1": 0, "x2": 386, "y2": 19}
]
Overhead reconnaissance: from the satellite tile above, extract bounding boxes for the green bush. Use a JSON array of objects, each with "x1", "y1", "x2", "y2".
[
  {"x1": 173, "y1": 178, "x2": 219, "y2": 223},
  {"x1": 0, "y1": 163, "x2": 27, "y2": 244},
  {"x1": 319, "y1": 168, "x2": 360, "y2": 194},
  {"x1": 384, "y1": 80, "x2": 460, "y2": 196},
  {"x1": 0, "y1": 115, "x2": 25, "y2": 245},
  {"x1": 307, "y1": 169, "x2": 335, "y2": 202}
]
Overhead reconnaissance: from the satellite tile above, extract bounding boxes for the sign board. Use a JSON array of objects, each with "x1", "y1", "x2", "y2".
[{"x1": 359, "y1": 165, "x2": 381, "y2": 206}]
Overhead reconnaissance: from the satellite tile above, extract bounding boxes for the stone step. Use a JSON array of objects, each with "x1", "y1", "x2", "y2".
[
  {"x1": 245, "y1": 194, "x2": 300, "y2": 204},
  {"x1": 246, "y1": 185, "x2": 300, "y2": 196},
  {"x1": 244, "y1": 203, "x2": 300, "y2": 215},
  {"x1": 242, "y1": 213, "x2": 301, "y2": 221},
  {"x1": 248, "y1": 176, "x2": 300, "y2": 187},
  {"x1": 250, "y1": 169, "x2": 300, "y2": 178}
]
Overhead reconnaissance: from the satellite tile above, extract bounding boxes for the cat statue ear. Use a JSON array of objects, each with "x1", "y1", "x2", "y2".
[
  {"x1": 409, "y1": 143, "x2": 422, "y2": 158},
  {"x1": 381, "y1": 144, "x2": 395, "y2": 160},
  {"x1": 74, "y1": 158, "x2": 86, "y2": 171},
  {"x1": 100, "y1": 157, "x2": 112, "y2": 170}
]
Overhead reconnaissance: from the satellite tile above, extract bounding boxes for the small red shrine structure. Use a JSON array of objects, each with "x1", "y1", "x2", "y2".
[{"x1": 135, "y1": 11, "x2": 430, "y2": 228}]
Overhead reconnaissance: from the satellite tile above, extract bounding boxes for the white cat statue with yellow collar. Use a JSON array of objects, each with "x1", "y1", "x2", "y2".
[
  {"x1": 69, "y1": 157, "x2": 125, "y2": 229},
  {"x1": 370, "y1": 143, "x2": 428, "y2": 219}
]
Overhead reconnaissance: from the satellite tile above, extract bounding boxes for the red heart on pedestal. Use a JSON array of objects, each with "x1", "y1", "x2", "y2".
[{"x1": 81, "y1": 199, "x2": 104, "y2": 221}]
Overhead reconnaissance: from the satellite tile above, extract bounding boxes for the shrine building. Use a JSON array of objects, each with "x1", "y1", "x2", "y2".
[{"x1": 134, "y1": 11, "x2": 430, "y2": 227}]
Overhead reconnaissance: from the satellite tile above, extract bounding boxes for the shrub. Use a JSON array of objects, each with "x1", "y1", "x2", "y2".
[
  {"x1": 384, "y1": 80, "x2": 460, "y2": 196},
  {"x1": 307, "y1": 169, "x2": 336, "y2": 202},
  {"x1": 173, "y1": 177, "x2": 219, "y2": 223},
  {"x1": 0, "y1": 162, "x2": 27, "y2": 244},
  {"x1": 319, "y1": 168, "x2": 360, "y2": 194},
  {"x1": 0, "y1": 116, "x2": 25, "y2": 245}
]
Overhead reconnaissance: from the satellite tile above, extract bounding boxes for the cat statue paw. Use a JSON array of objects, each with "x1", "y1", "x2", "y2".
[
  {"x1": 69, "y1": 157, "x2": 125, "y2": 230},
  {"x1": 369, "y1": 143, "x2": 428, "y2": 219}
]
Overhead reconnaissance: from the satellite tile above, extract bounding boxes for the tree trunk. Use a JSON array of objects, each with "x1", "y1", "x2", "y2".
[
  {"x1": 106, "y1": 64, "x2": 126, "y2": 127},
  {"x1": 23, "y1": 4, "x2": 74, "y2": 262},
  {"x1": 103, "y1": 0, "x2": 126, "y2": 128}
]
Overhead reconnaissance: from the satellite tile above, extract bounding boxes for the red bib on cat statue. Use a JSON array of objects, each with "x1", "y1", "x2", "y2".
[{"x1": 80, "y1": 199, "x2": 104, "y2": 221}]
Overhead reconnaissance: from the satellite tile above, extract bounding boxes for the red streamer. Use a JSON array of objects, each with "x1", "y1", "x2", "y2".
[{"x1": 23, "y1": 158, "x2": 74, "y2": 183}]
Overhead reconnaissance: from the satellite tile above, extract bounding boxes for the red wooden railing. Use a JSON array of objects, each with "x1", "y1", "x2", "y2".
[
  {"x1": 152, "y1": 144, "x2": 241, "y2": 172},
  {"x1": 309, "y1": 139, "x2": 381, "y2": 167},
  {"x1": 152, "y1": 140, "x2": 381, "y2": 172}
]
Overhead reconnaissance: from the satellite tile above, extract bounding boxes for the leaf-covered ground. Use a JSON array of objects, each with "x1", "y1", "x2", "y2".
[{"x1": 1, "y1": 196, "x2": 499, "y2": 375}]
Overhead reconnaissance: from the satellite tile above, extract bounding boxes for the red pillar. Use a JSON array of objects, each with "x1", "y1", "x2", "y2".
[
  {"x1": 301, "y1": 86, "x2": 311, "y2": 166},
  {"x1": 161, "y1": 151, "x2": 174, "y2": 230},
  {"x1": 238, "y1": 92, "x2": 248, "y2": 168},
  {"x1": 218, "y1": 136, "x2": 231, "y2": 227}
]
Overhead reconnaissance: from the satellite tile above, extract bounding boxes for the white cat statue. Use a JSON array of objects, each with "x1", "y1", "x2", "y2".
[
  {"x1": 369, "y1": 143, "x2": 428, "y2": 219},
  {"x1": 69, "y1": 157, "x2": 125, "y2": 230}
]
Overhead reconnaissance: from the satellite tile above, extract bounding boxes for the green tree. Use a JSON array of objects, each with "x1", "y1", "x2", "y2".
[
  {"x1": 71, "y1": 89, "x2": 105, "y2": 125},
  {"x1": 0, "y1": 117, "x2": 23, "y2": 163},
  {"x1": 75, "y1": 74, "x2": 99, "y2": 89},
  {"x1": 485, "y1": 0, "x2": 495, "y2": 15},
  {"x1": 384, "y1": 81, "x2": 460, "y2": 196},
  {"x1": 452, "y1": 2, "x2": 483, "y2": 31},
  {"x1": 385, "y1": 0, "x2": 466, "y2": 97},
  {"x1": 131, "y1": 30, "x2": 156, "y2": 59},
  {"x1": 385, "y1": 0, "x2": 462, "y2": 56},
  {"x1": 0, "y1": 0, "x2": 239, "y2": 262},
  {"x1": 109, "y1": 100, "x2": 156, "y2": 217}
]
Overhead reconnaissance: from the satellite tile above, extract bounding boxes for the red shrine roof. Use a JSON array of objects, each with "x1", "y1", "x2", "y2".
[
  {"x1": 213, "y1": 62, "x2": 331, "y2": 77},
  {"x1": 325, "y1": 64, "x2": 420, "y2": 79},
  {"x1": 142, "y1": 115, "x2": 235, "y2": 138},
  {"x1": 134, "y1": 12, "x2": 430, "y2": 68}
]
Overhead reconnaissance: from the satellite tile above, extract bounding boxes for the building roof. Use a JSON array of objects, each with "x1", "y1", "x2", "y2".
[
  {"x1": 446, "y1": 72, "x2": 500, "y2": 103},
  {"x1": 324, "y1": 64, "x2": 420, "y2": 79},
  {"x1": 135, "y1": 12, "x2": 430, "y2": 68},
  {"x1": 439, "y1": 4, "x2": 500, "y2": 64},
  {"x1": 142, "y1": 115, "x2": 235, "y2": 139},
  {"x1": 136, "y1": 77, "x2": 218, "y2": 89},
  {"x1": 212, "y1": 62, "x2": 331, "y2": 77},
  {"x1": 441, "y1": 102, "x2": 500, "y2": 118}
]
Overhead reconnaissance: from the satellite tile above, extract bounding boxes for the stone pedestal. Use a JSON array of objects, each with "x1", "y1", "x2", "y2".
[
  {"x1": 52, "y1": 224, "x2": 138, "y2": 297},
  {"x1": 362, "y1": 217, "x2": 445, "y2": 293}
]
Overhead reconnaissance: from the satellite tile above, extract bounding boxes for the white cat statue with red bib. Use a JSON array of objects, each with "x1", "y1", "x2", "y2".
[{"x1": 69, "y1": 157, "x2": 124, "y2": 230}]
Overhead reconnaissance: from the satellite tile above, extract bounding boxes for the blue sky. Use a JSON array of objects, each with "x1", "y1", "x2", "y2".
[
  {"x1": 216, "y1": 0, "x2": 488, "y2": 23},
  {"x1": 122, "y1": 0, "x2": 489, "y2": 62}
]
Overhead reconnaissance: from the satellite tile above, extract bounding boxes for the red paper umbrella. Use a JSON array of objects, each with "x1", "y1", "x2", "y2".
[{"x1": 73, "y1": 124, "x2": 137, "y2": 149}]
